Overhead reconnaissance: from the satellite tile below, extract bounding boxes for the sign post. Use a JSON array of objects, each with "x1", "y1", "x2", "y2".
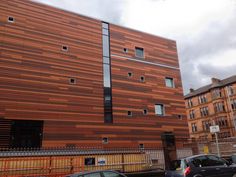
[{"x1": 210, "y1": 125, "x2": 220, "y2": 157}]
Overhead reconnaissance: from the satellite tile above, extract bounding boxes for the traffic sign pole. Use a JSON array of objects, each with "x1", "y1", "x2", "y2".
[{"x1": 215, "y1": 132, "x2": 220, "y2": 157}]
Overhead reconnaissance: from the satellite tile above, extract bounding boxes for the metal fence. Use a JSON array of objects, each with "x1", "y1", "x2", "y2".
[{"x1": 0, "y1": 147, "x2": 164, "y2": 177}]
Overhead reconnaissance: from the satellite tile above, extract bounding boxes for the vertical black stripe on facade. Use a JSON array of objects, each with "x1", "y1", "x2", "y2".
[{"x1": 102, "y1": 22, "x2": 113, "y2": 123}]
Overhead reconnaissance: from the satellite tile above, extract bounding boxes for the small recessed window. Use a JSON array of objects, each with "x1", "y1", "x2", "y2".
[
  {"x1": 155, "y1": 104, "x2": 165, "y2": 116},
  {"x1": 127, "y1": 111, "x2": 132, "y2": 116},
  {"x1": 135, "y1": 47, "x2": 144, "y2": 58},
  {"x1": 8, "y1": 16, "x2": 15, "y2": 23},
  {"x1": 139, "y1": 144, "x2": 144, "y2": 149},
  {"x1": 124, "y1": 48, "x2": 128, "y2": 53},
  {"x1": 69, "y1": 78, "x2": 76, "y2": 84},
  {"x1": 140, "y1": 76, "x2": 145, "y2": 82},
  {"x1": 165, "y1": 77, "x2": 174, "y2": 88},
  {"x1": 128, "y1": 72, "x2": 133, "y2": 77},
  {"x1": 178, "y1": 115, "x2": 182, "y2": 119},
  {"x1": 102, "y1": 137, "x2": 108, "y2": 144},
  {"x1": 143, "y1": 109, "x2": 148, "y2": 115},
  {"x1": 62, "y1": 45, "x2": 68, "y2": 51}
]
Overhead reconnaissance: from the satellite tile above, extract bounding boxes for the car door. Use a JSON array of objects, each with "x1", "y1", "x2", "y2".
[
  {"x1": 207, "y1": 155, "x2": 234, "y2": 177},
  {"x1": 190, "y1": 155, "x2": 218, "y2": 177}
]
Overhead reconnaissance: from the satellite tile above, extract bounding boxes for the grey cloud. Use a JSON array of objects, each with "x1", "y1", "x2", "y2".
[
  {"x1": 198, "y1": 63, "x2": 236, "y2": 79},
  {"x1": 179, "y1": 13, "x2": 236, "y2": 94}
]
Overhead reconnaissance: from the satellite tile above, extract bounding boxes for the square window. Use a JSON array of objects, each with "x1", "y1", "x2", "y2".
[
  {"x1": 140, "y1": 76, "x2": 145, "y2": 82},
  {"x1": 69, "y1": 78, "x2": 76, "y2": 84},
  {"x1": 127, "y1": 111, "x2": 132, "y2": 116},
  {"x1": 155, "y1": 104, "x2": 164, "y2": 116},
  {"x1": 8, "y1": 16, "x2": 14, "y2": 23},
  {"x1": 165, "y1": 77, "x2": 174, "y2": 88},
  {"x1": 135, "y1": 47, "x2": 144, "y2": 58},
  {"x1": 102, "y1": 137, "x2": 108, "y2": 144},
  {"x1": 62, "y1": 45, "x2": 68, "y2": 51}
]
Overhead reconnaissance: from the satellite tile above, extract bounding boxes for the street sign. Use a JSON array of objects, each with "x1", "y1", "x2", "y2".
[{"x1": 210, "y1": 125, "x2": 220, "y2": 133}]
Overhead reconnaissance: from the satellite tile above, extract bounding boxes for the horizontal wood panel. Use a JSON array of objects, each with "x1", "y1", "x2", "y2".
[{"x1": 0, "y1": 0, "x2": 188, "y2": 148}]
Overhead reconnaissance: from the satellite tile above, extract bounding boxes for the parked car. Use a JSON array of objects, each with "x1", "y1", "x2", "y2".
[
  {"x1": 165, "y1": 154, "x2": 236, "y2": 177},
  {"x1": 66, "y1": 170, "x2": 127, "y2": 177}
]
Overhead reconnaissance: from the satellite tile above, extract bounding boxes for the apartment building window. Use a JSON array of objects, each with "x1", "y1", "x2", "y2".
[
  {"x1": 187, "y1": 99, "x2": 193, "y2": 108},
  {"x1": 155, "y1": 104, "x2": 165, "y2": 116},
  {"x1": 215, "y1": 117, "x2": 228, "y2": 127},
  {"x1": 231, "y1": 99, "x2": 236, "y2": 110},
  {"x1": 189, "y1": 110, "x2": 195, "y2": 119},
  {"x1": 214, "y1": 102, "x2": 225, "y2": 113},
  {"x1": 165, "y1": 77, "x2": 174, "y2": 88},
  {"x1": 202, "y1": 120, "x2": 211, "y2": 131},
  {"x1": 200, "y1": 107, "x2": 209, "y2": 117},
  {"x1": 227, "y1": 85, "x2": 234, "y2": 96},
  {"x1": 135, "y1": 47, "x2": 144, "y2": 58},
  {"x1": 218, "y1": 132, "x2": 230, "y2": 139},
  {"x1": 198, "y1": 94, "x2": 207, "y2": 104},
  {"x1": 191, "y1": 123, "x2": 197, "y2": 133},
  {"x1": 212, "y1": 89, "x2": 222, "y2": 99}
]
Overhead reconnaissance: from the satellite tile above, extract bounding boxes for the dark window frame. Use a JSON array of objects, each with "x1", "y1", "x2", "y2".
[
  {"x1": 155, "y1": 104, "x2": 165, "y2": 116},
  {"x1": 135, "y1": 47, "x2": 144, "y2": 58}
]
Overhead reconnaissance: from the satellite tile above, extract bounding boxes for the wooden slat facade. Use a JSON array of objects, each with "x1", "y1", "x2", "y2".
[{"x1": 0, "y1": 0, "x2": 188, "y2": 148}]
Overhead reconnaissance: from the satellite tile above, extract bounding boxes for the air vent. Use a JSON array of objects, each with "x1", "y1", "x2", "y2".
[
  {"x1": 8, "y1": 16, "x2": 14, "y2": 23},
  {"x1": 69, "y1": 78, "x2": 76, "y2": 84},
  {"x1": 62, "y1": 45, "x2": 68, "y2": 51}
]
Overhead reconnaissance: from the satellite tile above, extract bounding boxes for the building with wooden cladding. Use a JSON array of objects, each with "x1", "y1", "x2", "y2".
[
  {"x1": 0, "y1": 0, "x2": 188, "y2": 153},
  {"x1": 185, "y1": 75, "x2": 236, "y2": 141}
]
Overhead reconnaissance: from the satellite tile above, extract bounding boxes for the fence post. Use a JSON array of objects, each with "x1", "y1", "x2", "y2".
[
  {"x1": 122, "y1": 153, "x2": 125, "y2": 173},
  {"x1": 70, "y1": 157, "x2": 74, "y2": 174},
  {"x1": 49, "y1": 156, "x2": 52, "y2": 175}
]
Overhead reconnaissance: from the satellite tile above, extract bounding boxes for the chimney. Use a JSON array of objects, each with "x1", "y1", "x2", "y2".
[
  {"x1": 211, "y1": 77, "x2": 221, "y2": 84},
  {"x1": 190, "y1": 88, "x2": 195, "y2": 93}
]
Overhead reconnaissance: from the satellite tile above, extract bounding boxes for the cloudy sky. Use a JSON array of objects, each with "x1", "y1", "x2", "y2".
[{"x1": 34, "y1": 0, "x2": 236, "y2": 94}]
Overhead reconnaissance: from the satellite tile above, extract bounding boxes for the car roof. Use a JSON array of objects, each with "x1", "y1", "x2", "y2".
[{"x1": 179, "y1": 154, "x2": 217, "y2": 161}]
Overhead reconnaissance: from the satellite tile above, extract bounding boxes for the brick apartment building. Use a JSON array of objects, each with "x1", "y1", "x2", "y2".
[
  {"x1": 185, "y1": 76, "x2": 236, "y2": 140},
  {"x1": 0, "y1": 0, "x2": 188, "y2": 161}
]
